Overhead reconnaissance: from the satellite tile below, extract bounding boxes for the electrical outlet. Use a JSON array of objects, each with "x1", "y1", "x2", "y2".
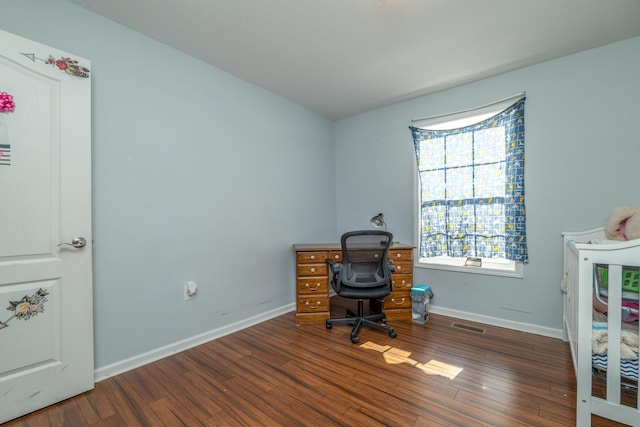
[{"x1": 184, "y1": 281, "x2": 197, "y2": 300}]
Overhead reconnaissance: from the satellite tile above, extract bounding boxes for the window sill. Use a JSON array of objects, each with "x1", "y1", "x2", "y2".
[{"x1": 416, "y1": 257, "x2": 524, "y2": 278}]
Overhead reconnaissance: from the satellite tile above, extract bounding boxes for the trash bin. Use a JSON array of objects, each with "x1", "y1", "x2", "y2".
[{"x1": 411, "y1": 284, "x2": 433, "y2": 324}]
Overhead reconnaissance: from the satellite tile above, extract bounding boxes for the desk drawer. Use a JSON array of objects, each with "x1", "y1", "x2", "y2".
[
  {"x1": 392, "y1": 274, "x2": 413, "y2": 290},
  {"x1": 297, "y1": 295, "x2": 329, "y2": 313},
  {"x1": 392, "y1": 261, "x2": 412, "y2": 274},
  {"x1": 389, "y1": 249, "x2": 412, "y2": 262},
  {"x1": 296, "y1": 277, "x2": 328, "y2": 295},
  {"x1": 384, "y1": 291, "x2": 411, "y2": 309},
  {"x1": 296, "y1": 251, "x2": 328, "y2": 264},
  {"x1": 327, "y1": 251, "x2": 342, "y2": 263},
  {"x1": 296, "y1": 263, "x2": 327, "y2": 277},
  {"x1": 384, "y1": 308, "x2": 411, "y2": 321}
]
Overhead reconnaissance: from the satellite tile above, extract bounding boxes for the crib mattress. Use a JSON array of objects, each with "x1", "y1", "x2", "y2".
[{"x1": 592, "y1": 353, "x2": 639, "y2": 381}]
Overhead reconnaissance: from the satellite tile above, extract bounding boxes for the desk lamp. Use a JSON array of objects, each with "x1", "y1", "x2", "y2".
[
  {"x1": 370, "y1": 213, "x2": 391, "y2": 245},
  {"x1": 370, "y1": 213, "x2": 387, "y2": 231}
]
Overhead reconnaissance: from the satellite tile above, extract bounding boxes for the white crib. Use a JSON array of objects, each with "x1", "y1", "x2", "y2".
[{"x1": 563, "y1": 227, "x2": 640, "y2": 426}]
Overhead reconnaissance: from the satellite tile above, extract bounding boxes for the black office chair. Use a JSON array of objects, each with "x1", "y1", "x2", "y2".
[{"x1": 325, "y1": 230, "x2": 398, "y2": 344}]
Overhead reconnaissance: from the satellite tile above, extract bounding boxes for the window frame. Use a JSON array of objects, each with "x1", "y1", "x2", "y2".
[{"x1": 411, "y1": 98, "x2": 526, "y2": 278}]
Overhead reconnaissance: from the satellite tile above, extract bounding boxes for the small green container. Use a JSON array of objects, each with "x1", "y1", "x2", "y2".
[{"x1": 596, "y1": 265, "x2": 640, "y2": 293}]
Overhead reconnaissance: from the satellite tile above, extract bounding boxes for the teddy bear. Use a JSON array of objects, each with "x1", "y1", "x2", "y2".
[{"x1": 604, "y1": 206, "x2": 640, "y2": 241}]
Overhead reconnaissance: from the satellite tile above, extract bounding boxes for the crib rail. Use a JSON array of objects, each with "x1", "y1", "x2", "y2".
[{"x1": 563, "y1": 229, "x2": 640, "y2": 427}]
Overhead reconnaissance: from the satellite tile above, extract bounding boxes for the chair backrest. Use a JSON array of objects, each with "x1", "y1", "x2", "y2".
[{"x1": 340, "y1": 230, "x2": 393, "y2": 288}]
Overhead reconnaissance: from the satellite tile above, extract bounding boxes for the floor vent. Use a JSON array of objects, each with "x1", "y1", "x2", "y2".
[{"x1": 450, "y1": 322, "x2": 486, "y2": 334}]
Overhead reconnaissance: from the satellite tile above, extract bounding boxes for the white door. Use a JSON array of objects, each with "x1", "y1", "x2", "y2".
[{"x1": 0, "y1": 30, "x2": 93, "y2": 423}]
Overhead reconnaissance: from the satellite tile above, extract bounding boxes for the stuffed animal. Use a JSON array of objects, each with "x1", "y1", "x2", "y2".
[{"x1": 605, "y1": 207, "x2": 640, "y2": 241}]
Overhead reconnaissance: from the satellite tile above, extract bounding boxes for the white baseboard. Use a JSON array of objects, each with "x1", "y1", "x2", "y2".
[
  {"x1": 94, "y1": 302, "x2": 563, "y2": 382},
  {"x1": 94, "y1": 303, "x2": 295, "y2": 382},
  {"x1": 429, "y1": 305, "x2": 564, "y2": 339}
]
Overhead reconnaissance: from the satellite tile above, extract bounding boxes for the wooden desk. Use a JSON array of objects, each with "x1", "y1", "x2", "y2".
[{"x1": 292, "y1": 242, "x2": 415, "y2": 325}]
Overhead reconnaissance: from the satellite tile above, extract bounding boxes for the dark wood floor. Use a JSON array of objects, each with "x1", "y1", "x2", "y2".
[{"x1": 4, "y1": 296, "x2": 634, "y2": 426}]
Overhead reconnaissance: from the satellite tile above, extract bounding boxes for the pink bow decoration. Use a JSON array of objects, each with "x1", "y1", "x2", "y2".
[{"x1": 0, "y1": 92, "x2": 15, "y2": 112}]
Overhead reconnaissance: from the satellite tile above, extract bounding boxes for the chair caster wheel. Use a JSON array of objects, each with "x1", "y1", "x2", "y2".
[
  {"x1": 351, "y1": 335, "x2": 359, "y2": 344},
  {"x1": 326, "y1": 321, "x2": 332, "y2": 329},
  {"x1": 389, "y1": 329, "x2": 397, "y2": 338}
]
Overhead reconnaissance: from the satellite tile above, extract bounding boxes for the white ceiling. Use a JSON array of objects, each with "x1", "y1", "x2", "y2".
[{"x1": 71, "y1": 0, "x2": 640, "y2": 120}]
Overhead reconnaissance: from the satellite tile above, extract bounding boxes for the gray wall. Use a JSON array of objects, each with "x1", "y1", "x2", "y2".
[
  {"x1": 3, "y1": 0, "x2": 639, "y2": 371},
  {"x1": 334, "y1": 36, "x2": 640, "y2": 331},
  {"x1": 1, "y1": 0, "x2": 336, "y2": 369}
]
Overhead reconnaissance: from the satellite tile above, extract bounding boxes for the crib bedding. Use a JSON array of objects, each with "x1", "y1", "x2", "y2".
[
  {"x1": 591, "y1": 320, "x2": 639, "y2": 381},
  {"x1": 592, "y1": 353, "x2": 639, "y2": 381},
  {"x1": 591, "y1": 254, "x2": 640, "y2": 377},
  {"x1": 592, "y1": 312, "x2": 639, "y2": 351}
]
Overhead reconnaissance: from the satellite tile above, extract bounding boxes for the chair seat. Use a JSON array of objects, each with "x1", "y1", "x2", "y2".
[{"x1": 334, "y1": 285, "x2": 390, "y2": 300}]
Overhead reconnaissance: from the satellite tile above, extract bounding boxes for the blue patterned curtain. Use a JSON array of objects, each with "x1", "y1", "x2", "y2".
[{"x1": 409, "y1": 97, "x2": 527, "y2": 262}]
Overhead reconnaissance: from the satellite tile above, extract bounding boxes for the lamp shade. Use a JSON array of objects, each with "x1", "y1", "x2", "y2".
[{"x1": 370, "y1": 213, "x2": 386, "y2": 230}]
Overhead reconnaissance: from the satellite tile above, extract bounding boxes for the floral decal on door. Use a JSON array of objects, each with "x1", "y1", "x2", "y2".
[
  {"x1": 0, "y1": 288, "x2": 49, "y2": 330},
  {"x1": 20, "y1": 53, "x2": 90, "y2": 78}
]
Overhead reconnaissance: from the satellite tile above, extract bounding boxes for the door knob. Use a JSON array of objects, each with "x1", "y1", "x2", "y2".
[{"x1": 57, "y1": 237, "x2": 87, "y2": 248}]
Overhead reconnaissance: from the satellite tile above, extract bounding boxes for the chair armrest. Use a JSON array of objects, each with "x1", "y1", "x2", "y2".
[
  {"x1": 326, "y1": 259, "x2": 341, "y2": 292},
  {"x1": 326, "y1": 258, "x2": 341, "y2": 273},
  {"x1": 386, "y1": 259, "x2": 395, "y2": 289},
  {"x1": 387, "y1": 258, "x2": 395, "y2": 273}
]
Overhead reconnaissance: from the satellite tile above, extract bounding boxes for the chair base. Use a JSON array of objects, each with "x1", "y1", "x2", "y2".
[{"x1": 326, "y1": 299, "x2": 397, "y2": 344}]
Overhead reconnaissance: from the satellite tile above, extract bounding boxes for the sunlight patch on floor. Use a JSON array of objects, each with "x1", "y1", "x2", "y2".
[
  {"x1": 383, "y1": 347, "x2": 418, "y2": 365},
  {"x1": 416, "y1": 359, "x2": 463, "y2": 379},
  {"x1": 361, "y1": 341, "x2": 463, "y2": 379},
  {"x1": 359, "y1": 342, "x2": 391, "y2": 352}
]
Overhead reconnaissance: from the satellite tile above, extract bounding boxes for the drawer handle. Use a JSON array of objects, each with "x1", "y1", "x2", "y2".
[
  {"x1": 310, "y1": 255, "x2": 316, "y2": 260},
  {"x1": 334, "y1": 254, "x2": 339, "y2": 259},
  {"x1": 305, "y1": 301, "x2": 321, "y2": 309},
  {"x1": 305, "y1": 283, "x2": 320, "y2": 291},
  {"x1": 310, "y1": 267, "x2": 316, "y2": 273},
  {"x1": 391, "y1": 298, "x2": 406, "y2": 305},
  {"x1": 396, "y1": 266, "x2": 402, "y2": 271},
  {"x1": 396, "y1": 253, "x2": 402, "y2": 258}
]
